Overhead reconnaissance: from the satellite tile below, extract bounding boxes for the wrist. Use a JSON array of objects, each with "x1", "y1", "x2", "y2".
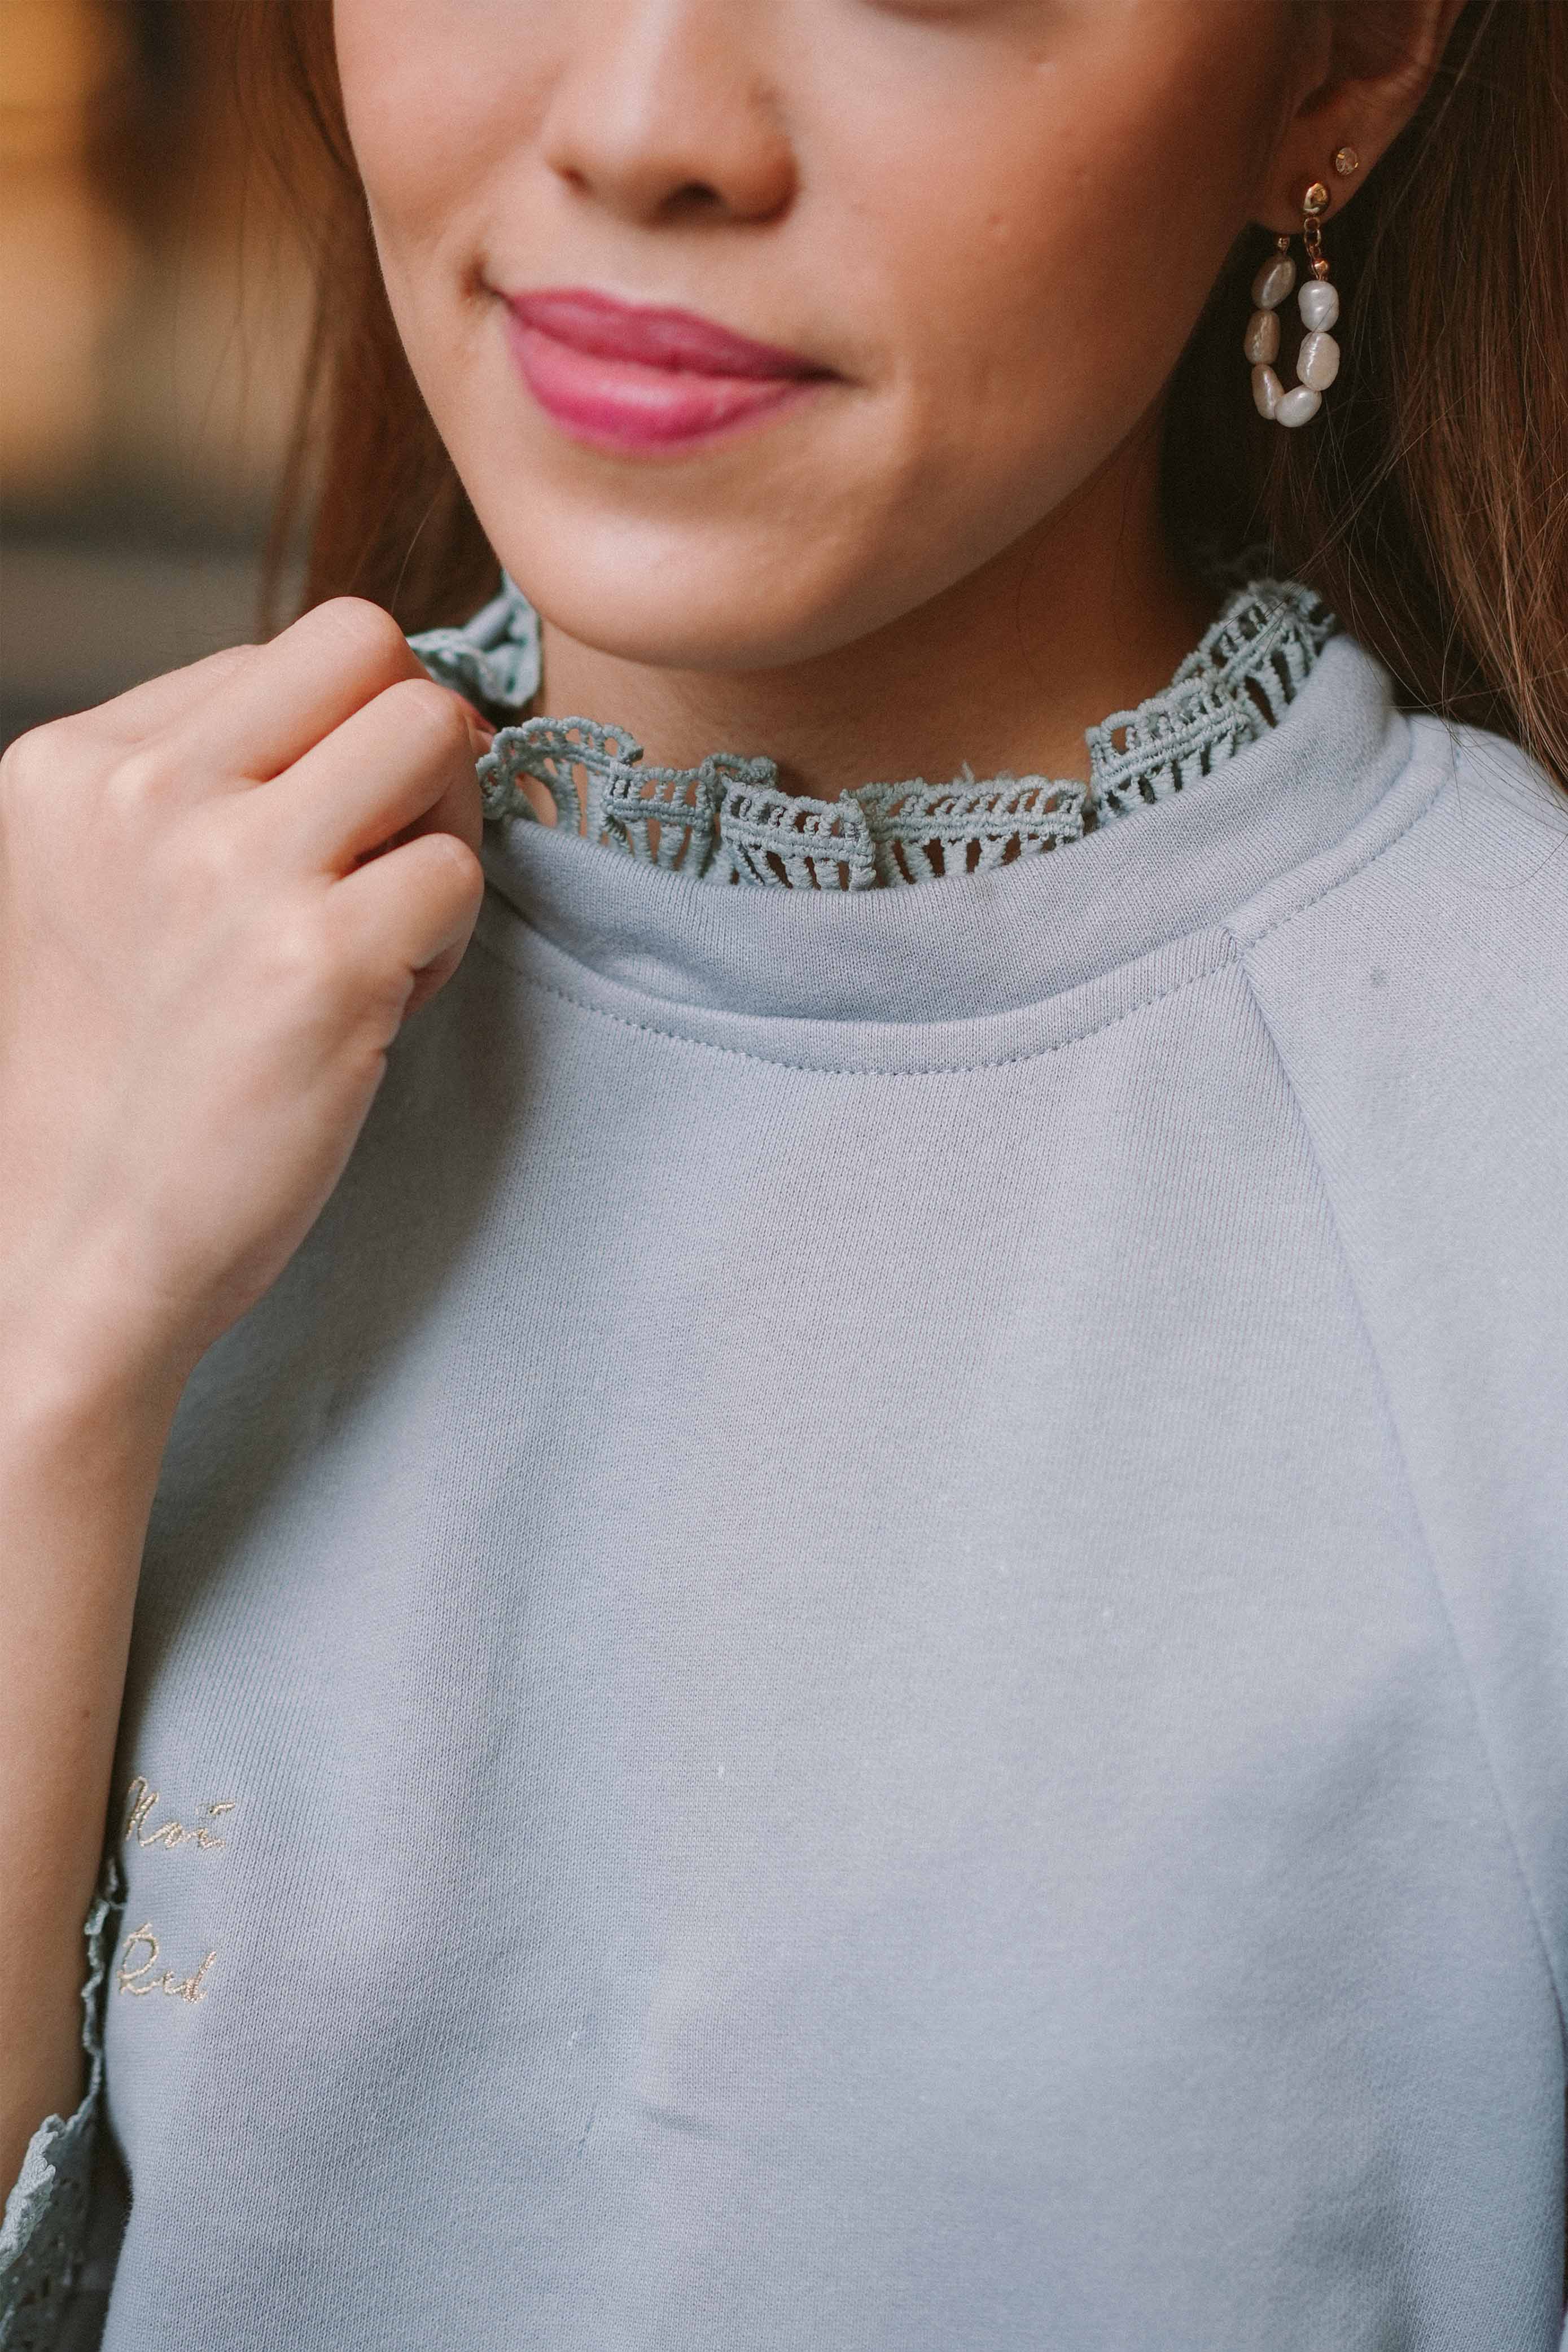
[{"x1": 1, "y1": 1260, "x2": 195, "y2": 1454}]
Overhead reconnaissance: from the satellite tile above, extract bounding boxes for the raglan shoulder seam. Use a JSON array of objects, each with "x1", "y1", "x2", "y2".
[
  {"x1": 1228, "y1": 753, "x2": 1453, "y2": 954},
  {"x1": 1226, "y1": 944, "x2": 1567, "y2": 2042}
]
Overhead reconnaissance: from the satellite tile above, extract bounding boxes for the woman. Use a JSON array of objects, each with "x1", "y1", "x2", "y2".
[{"x1": 3, "y1": 1, "x2": 1565, "y2": 2345}]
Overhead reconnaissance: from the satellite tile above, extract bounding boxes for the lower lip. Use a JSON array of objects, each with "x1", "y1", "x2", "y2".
[{"x1": 504, "y1": 315, "x2": 824, "y2": 455}]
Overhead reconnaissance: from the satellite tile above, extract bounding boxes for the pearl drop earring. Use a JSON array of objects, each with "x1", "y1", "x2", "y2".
[{"x1": 1247, "y1": 157, "x2": 1356, "y2": 429}]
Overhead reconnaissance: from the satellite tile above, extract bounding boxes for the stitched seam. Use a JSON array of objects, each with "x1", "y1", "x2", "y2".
[
  {"x1": 1238, "y1": 761, "x2": 1450, "y2": 952},
  {"x1": 1232, "y1": 954, "x2": 1567, "y2": 2044},
  {"x1": 467, "y1": 923, "x2": 1234, "y2": 1077},
  {"x1": 468, "y1": 737, "x2": 1446, "y2": 1076}
]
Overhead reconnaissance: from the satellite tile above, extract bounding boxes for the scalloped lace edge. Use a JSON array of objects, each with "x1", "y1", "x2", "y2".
[{"x1": 413, "y1": 576, "x2": 1337, "y2": 892}]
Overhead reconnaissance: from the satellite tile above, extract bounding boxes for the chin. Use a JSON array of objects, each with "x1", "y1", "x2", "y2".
[
  {"x1": 442, "y1": 347, "x2": 1010, "y2": 672},
  {"x1": 483, "y1": 475, "x2": 1038, "y2": 681},
  {"x1": 486, "y1": 516, "x2": 914, "y2": 674}
]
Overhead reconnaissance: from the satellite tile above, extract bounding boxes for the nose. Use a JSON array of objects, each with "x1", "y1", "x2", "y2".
[{"x1": 540, "y1": 0, "x2": 796, "y2": 229}]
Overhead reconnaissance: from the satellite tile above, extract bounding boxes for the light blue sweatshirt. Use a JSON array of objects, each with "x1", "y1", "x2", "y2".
[{"x1": 5, "y1": 586, "x2": 1567, "y2": 2350}]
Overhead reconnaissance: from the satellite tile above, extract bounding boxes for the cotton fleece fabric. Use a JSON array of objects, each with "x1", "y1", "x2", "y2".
[{"x1": 11, "y1": 631, "x2": 1568, "y2": 2350}]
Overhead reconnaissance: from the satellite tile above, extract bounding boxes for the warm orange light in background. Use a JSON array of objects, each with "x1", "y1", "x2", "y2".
[
  {"x1": 1, "y1": 0, "x2": 314, "y2": 739},
  {"x1": 1, "y1": 0, "x2": 138, "y2": 491}
]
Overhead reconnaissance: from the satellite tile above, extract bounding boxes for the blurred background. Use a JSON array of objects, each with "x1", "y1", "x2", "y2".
[{"x1": 2, "y1": 0, "x2": 311, "y2": 744}]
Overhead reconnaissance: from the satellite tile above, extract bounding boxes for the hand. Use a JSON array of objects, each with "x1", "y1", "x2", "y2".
[{"x1": 0, "y1": 598, "x2": 488, "y2": 1389}]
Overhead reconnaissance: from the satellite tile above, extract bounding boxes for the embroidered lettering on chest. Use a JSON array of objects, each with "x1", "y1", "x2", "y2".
[
  {"x1": 115, "y1": 1922, "x2": 216, "y2": 2004},
  {"x1": 123, "y1": 1775, "x2": 235, "y2": 1851},
  {"x1": 115, "y1": 1774, "x2": 234, "y2": 2007}
]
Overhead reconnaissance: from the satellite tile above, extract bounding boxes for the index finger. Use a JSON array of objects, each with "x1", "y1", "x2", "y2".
[
  {"x1": 64, "y1": 645, "x2": 258, "y2": 746},
  {"x1": 160, "y1": 598, "x2": 430, "y2": 792}
]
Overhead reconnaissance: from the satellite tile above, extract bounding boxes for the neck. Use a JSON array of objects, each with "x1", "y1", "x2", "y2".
[{"x1": 535, "y1": 415, "x2": 1218, "y2": 804}]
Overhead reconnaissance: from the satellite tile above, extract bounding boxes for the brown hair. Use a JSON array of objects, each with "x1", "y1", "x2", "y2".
[{"x1": 242, "y1": 0, "x2": 1568, "y2": 789}]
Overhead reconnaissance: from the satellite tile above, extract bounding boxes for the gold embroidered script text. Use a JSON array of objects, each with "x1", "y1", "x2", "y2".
[
  {"x1": 123, "y1": 1776, "x2": 235, "y2": 1851},
  {"x1": 115, "y1": 1922, "x2": 216, "y2": 2004}
]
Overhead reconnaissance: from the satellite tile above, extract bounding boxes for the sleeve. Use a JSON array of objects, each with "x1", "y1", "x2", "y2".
[
  {"x1": 1232, "y1": 727, "x2": 1568, "y2": 2014},
  {"x1": 0, "y1": 1863, "x2": 124, "y2": 2352}
]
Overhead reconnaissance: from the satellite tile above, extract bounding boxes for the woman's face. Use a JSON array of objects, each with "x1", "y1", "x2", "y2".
[{"x1": 336, "y1": 0, "x2": 1321, "y2": 671}]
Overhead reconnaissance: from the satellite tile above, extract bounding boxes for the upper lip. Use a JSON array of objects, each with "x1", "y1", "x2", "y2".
[{"x1": 505, "y1": 286, "x2": 829, "y2": 380}]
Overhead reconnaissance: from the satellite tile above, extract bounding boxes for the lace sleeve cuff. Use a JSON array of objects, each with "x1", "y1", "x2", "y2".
[{"x1": 0, "y1": 1863, "x2": 123, "y2": 2351}]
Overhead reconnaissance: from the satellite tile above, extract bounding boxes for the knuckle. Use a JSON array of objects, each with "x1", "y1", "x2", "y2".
[
  {"x1": 205, "y1": 642, "x2": 259, "y2": 679},
  {"x1": 167, "y1": 819, "x2": 246, "y2": 914},
  {"x1": 306, "y1": 595, "x2": 410, "y2": 684},
  {"x1": 401, "y1": 822, "x2": 482, "y2": 894},
  {"x1": 388, "y1": 677, "x2": 473, "y2": 756},
  {"x1": 104, "y1": 743, "x2": 181, "y2": 820},
  {"x1": 258, "y1": 906, "x2": 346, "y2": 1008},
  {"x1": 259, "y1": 901, "x2": 406, "y2": 1030},
  {"x1": 1, "y1": 713, "x2": 94, "y2": 801},
  {"x1": 0, "y1": 725, "x2": 54, "y2": 807},
  {"x1": 426, "y1": 831, "x2": 486, "y2": 905}
]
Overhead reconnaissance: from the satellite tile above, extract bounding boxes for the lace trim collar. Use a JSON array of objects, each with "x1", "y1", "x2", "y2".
[{"x1": 413, "y1": 575, "x2": 1337, "y2": 893}]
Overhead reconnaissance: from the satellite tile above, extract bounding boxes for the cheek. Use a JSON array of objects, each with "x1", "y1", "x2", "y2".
[
  {"x1": 335, "y1": 0, "x2": 516, "y2": 275},
  {"x1": 836, "y1": 32, "x2": 1273, "y2": 493}
]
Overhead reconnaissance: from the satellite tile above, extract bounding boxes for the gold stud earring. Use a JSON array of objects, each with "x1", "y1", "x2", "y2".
[{"x1": 1245, "y1": 176, "x2": 1344, "y2": 430}]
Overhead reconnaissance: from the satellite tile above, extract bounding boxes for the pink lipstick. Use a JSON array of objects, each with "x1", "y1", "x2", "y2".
[{"x1": 504, "y1": 287, "x2": 831, "y2": 454}]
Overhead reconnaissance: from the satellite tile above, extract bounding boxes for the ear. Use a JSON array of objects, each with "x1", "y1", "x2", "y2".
[{"x1": 1258, "y1": 0, "x2": 1473, "y2": 234}]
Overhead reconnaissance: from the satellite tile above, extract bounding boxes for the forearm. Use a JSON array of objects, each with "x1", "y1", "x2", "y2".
[
  {"x1": 0, "y1": 599, "x2": 485, "y2": 2202},
  {"x1": 0, "y1": 1304, "x2": 184, "y2": 2192}
]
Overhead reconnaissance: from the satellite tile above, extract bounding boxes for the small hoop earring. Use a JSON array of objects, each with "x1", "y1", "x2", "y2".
[{"x1": 1246, "y1": 169, "x2": 1351, "y2": 430}]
